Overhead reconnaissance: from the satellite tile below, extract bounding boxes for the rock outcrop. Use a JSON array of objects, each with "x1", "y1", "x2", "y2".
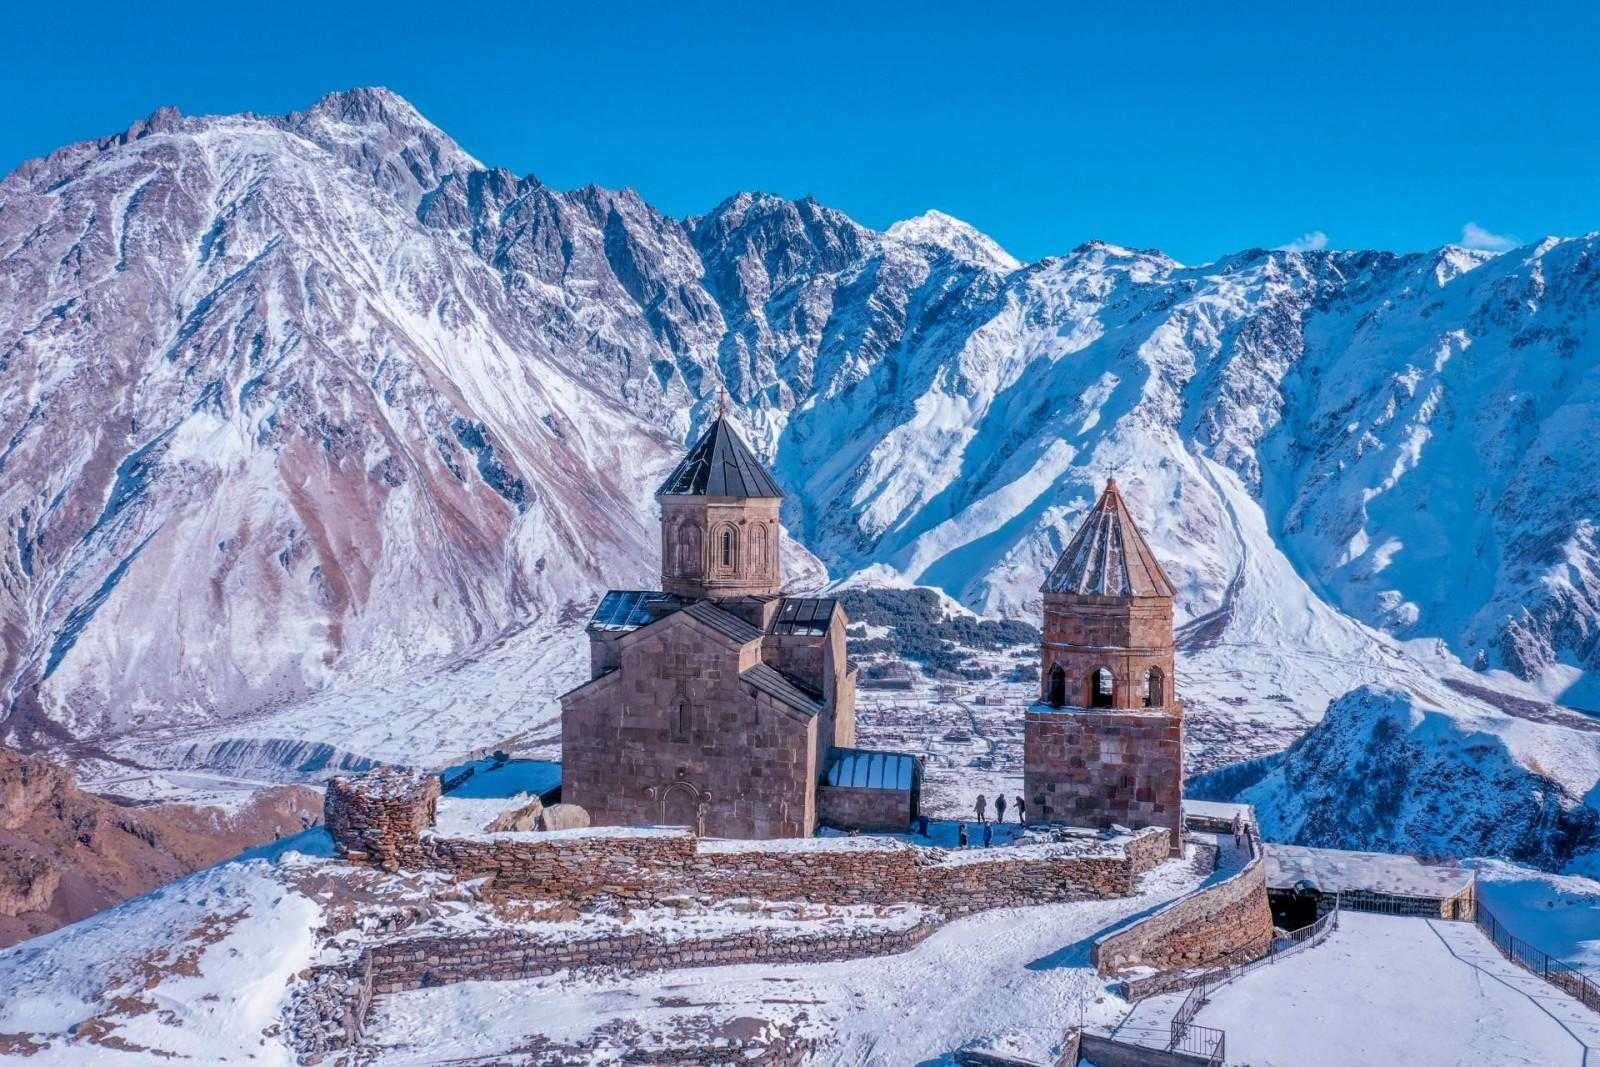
[{"x1": 0, "y1": 748, "x2": 323, "y2": 947}]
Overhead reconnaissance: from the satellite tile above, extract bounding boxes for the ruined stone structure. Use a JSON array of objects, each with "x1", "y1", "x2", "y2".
[
  {"x1": 1025, "y1": 480, "x2": 1184, "y2": 853},
  {"x1": 561, "y1": 414, "x2": 914, "y2": 838}
]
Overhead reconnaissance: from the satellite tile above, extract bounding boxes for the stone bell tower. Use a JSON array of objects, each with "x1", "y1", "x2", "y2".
[
  {"x1": 657, "y1": 413, "x2": 783, "y2": 600},
  {"x1": 1024, "y1": 479, "x2": 1184, "y2": 853}
]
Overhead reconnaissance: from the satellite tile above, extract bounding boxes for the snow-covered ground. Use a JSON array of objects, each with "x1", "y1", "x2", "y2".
[
  {"x1": 363, "y1": 854, "x2": 1205, "y2": 1065},
  {"x1": 1189, "y1": 912, "x2": 1600, "y2": 1067}
]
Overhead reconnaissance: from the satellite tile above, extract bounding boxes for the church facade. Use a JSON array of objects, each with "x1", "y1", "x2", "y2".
[
  {"x1": 560, "y1": 416, "x2": 918, "y2": 839},
  {"x1": 1024, "y1": 479, "x2": 1185, "y2": 853}
]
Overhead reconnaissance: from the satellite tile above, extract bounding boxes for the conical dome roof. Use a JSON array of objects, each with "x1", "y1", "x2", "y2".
[
  {"x1": 1043, "y1": 479, "x2": 1175, "y2": 598},
  {"x1": 656, "y1": 415, "x2": 783, "y2": 499}
]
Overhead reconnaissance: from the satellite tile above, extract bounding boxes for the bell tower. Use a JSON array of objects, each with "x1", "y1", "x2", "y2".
[
  {"x1": 657, "y1": 413, "x2": 783, "y2": 601},
  {"x1": 1025, "y1": 479, "x2": 1184, "y2": 853}
]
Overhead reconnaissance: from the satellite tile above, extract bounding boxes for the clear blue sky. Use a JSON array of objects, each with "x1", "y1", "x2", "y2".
[{"x1": 4, "y1": 2, "x2": 1596, "y2": 264}]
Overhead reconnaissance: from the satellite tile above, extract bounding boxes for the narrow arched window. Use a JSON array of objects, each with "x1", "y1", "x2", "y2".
[
  {"x1": 1048, "y1": 664, "x2": 1067, "y2": 707},
  {"x1": 1091, "y1": 667, "x2": 1115, "y2": 708},
  {"x1": 721, "y1": 528, "x2": 734, "y2": 568},
  {"x1": 673, "y1": 702, "x2": 690, "y2": 741},
  {"x1": 1145, "y1": 666, "x2": 1164, "y2": 708}
]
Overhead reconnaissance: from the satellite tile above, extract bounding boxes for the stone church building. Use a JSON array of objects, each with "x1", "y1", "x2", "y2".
[
  {"x1": 1025, "y1": 479, "x2": 1184, "y2": 853},
  {"x1": 560, "y1": 416, "x2": 920, "y2": 839}
]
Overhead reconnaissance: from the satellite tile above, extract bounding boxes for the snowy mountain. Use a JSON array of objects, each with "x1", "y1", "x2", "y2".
[{"x1": 2, "y1": 86, "x2": 1598, "y2": 786}]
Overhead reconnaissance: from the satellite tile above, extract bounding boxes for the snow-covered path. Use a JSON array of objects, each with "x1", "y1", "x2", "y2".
[
  {"x1": 365, "y1": 855, "x2": 1206, "y2": 1065},
  {"x1": 1193, "y1": 912, "x2": 1598, "y2": 1066}
]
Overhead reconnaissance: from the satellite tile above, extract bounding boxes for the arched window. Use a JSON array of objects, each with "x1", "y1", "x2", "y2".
[
  {"x1": 1145, "y1": 666, "x2": 1164, "y2": 708},
  {"x1": 1048, "y1": 664, "x2": 1067, "y2": 707},
  {"x1": 1090, "y1": 667, "x2": 1115, "y2": 708},
  {"x1": 673, "y1": 702, "x2": 690, "y2": 741},
  {"x1": 721, "y1": 528, "x2": 734, "y2": 568}
]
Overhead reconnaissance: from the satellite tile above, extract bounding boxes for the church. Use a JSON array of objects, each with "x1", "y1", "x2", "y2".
[{"x1": 559, "y1": 415, "x2": 921, "y2": 839}]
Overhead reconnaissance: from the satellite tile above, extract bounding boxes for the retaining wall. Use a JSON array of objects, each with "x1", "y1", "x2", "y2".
[{"x1": 1092, "y1": 831, "x2": 1273, "y2": 976}]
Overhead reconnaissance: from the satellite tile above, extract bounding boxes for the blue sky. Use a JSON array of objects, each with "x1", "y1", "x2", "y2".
[{"x1": 4, "y1": 2, "x2": 1596, "y2": 264}]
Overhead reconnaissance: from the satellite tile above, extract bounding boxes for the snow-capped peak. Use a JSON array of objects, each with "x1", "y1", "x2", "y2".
[{"x1": 885, "y1": 210, "x2": 1021, "y2": 273}]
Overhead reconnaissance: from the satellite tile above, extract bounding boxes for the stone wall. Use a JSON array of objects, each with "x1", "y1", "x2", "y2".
[
  {"x1": 1025, "y1": 707, "x2": 1183, "y2": 855},
  {"x1": 324, "y1": 769, "x2": 440, "y2": 871},
  {"x1": 562, "y1": 611, "x2": 819, "y2": 839},
  {"x1": 1092, "y1": 832, "x2": 1273, "y2": 976},
  {"x1": 816, "y1": 784, "x2": 913, "y2": 832},
  {"x1": 363, "y1": 914, "x2": 943, "y2": 994}
]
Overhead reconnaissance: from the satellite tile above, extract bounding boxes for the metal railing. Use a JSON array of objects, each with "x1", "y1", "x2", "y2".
[
  {"x1": 1167, "y1": 897, "x2": 1341, "y2": 1061},
  {"x1": 1476, "y1": 899, "x2": 1600, "y2": 1014},
  {"x1": 1166, "y1": 1021, "x2": 1226, "y2": 1065}
]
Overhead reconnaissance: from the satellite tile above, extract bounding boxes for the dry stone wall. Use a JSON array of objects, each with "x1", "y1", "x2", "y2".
[
  {"x1": 325, "y1": 768, "x2": 1172, "y2": 917},
  {"x1": 363, "y1": 915, "x2": 943, "y2": 994}
]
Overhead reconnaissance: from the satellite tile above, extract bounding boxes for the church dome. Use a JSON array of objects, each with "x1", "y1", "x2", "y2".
[{"x1": 656, "y1": 415, "x2": 783, "y2": 499}]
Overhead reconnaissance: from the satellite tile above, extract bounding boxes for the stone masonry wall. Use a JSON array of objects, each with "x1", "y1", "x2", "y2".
[
  {"x1": 363, "y1": 915, "x2": 943, "y2": 995},
  {"x1": 1092, "y1": 832, "x2": 1273, "y2": 976},
  {"x1": 562, "y1": 611, "x2": 818, "y2": 839},
  {"x1": 816, "y1": 784, "x2": 912, "y2": 832},
  {"x1": 324, "y1": 769, "x2": 440, "y2": 870},
  {"x1": 1025, "y1": 706, "x2": 1183, "y2": 855}
]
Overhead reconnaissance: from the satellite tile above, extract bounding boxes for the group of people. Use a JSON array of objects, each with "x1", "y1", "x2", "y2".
[{"x1": 914, "y1": 792, "x2": 1027, "y2": 848}]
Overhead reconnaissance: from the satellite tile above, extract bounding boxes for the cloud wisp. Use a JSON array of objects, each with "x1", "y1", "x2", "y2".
[
  {"x1": 1276, "y1": 231, "x2": 1330, "y2": 253},
  {"x1": 1459, "y1": 222, "x2": 1519, "y2": 252}
]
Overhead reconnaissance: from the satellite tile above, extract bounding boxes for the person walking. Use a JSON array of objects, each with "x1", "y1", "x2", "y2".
[
  {"x1": 917, "y1": 813, "x2": 930, "y2": 837},
  {"x1": 1016, "y1": 796, "x2": 1026, "y2": 825},
  {"x1": 957, "y1": 821, "x2": 969, "y2": 848},
  {"x1": 975, "y1": 794, "x2": 987, "y2": 824},
  {"x1": 982, "y1": 821, "x2": 993, "y2": 847},
  {"x1": 995, "y1": 794, "x2": 1008, "y2": 823}
]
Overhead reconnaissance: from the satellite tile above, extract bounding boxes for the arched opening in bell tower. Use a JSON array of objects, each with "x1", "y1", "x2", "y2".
[
  {"x1": 1145, "y1": 666, "x2": 1164, "y2": 707},
  {"x1": 1048, "y1": 664, "x2": 1067, "y2": 707},
  {"x1": 1090, "y1": 667, "x2": 1115, "y2": 708}
]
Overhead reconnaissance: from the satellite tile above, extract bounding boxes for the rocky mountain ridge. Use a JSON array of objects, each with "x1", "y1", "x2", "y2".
[{"x1": 1, "y1": 87, "x2": 1597, "y2": 771}]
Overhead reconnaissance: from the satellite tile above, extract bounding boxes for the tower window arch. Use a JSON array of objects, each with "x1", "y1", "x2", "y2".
[
  {"x1": 678, "y1": 524, "x2": 702, "y2": 575},
  {"x1": 1090, "y1": 667, "x2": 1115, "y2": 708},
  {"x1": 1048, "y1": 664, "x2": 1067, "y2": 707},
  {"x1": 1145, "y1": 666, "x2": 1164, "y2": 708},
  {"x1": 721, "y1": 528, "x2": 734, "y2": 568}
]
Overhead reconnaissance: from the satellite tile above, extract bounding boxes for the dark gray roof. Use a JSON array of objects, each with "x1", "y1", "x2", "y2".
[
  {"x1": 656, "y1": 416, "x2": 784, "y2": 499},
  {"x1": 825, "y1": 747, "x2": 920, "y2": 791},
  {"x1": 1043, "y1": 479, "x2": 1175, "y2": 598},
  {"x1": 681, "y1": 600, "x2": 764, "y2": 644},
  {"x1": 587, "y1": 590, "x2": 688, "y2": 632},
  {"x1": 741, "y1": 663, "x2": 823, "y2": 716},
  {"x1": 771, "y1": 597, "x2": 838, "y2": 636}
]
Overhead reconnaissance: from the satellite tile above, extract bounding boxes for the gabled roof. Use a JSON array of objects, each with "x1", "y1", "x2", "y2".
[
  {"x1": 741, "y1": 662, "x2": 823, "y2": 717},
  {"x1": 681, "y1": 600, "x2": 765, "y2": 644},
  {"x1": 656, "y1": 415, "x2": 784, "y2": 499},
  {"x1": 1043, "y1": 479, "x2": 1175, "y2": 598}
]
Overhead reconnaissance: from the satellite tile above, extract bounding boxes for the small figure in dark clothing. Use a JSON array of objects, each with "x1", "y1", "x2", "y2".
[
  {"x1": 983, "y1": 822, "x2": 993, "y2": 847},
  {"x1": 1016, "y1": 796, "x2": 1027, "y2": 824},
  {"x1": 957, "y1": 821, "x2": 969, "y2": 848},
  {"x1": 917, "y1": 814, "x2": 930, "y2": 837},
  {"x1": 995, "y1": 795, "x2": 1008, "y2": 823},
  {"x1": 975, "y1": 794, "x2": 988, "y2": 824}
]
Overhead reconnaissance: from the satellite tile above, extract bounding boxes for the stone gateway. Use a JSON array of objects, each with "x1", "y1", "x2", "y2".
[{"x1": 560, "y1": 414, "x2": 919, "y2": 838}]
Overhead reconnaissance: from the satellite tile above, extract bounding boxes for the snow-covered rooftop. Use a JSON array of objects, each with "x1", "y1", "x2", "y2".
[{"x1": 1265, "y1": 844, "x2": 1475, "y2": 898}]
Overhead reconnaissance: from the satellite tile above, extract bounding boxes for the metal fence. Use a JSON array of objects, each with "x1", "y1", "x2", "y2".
[
  {"x1": 1475, "y1": 899, "x2": 1600, "y2": 1014},
  {"x1": 1166, "y1": 898, "x2": 1341, "y2": 1062}
]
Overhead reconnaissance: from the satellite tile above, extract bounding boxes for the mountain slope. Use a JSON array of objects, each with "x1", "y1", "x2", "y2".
[{"x1": 2, "y1": 87, "x2": 1598, "y2": 775}]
